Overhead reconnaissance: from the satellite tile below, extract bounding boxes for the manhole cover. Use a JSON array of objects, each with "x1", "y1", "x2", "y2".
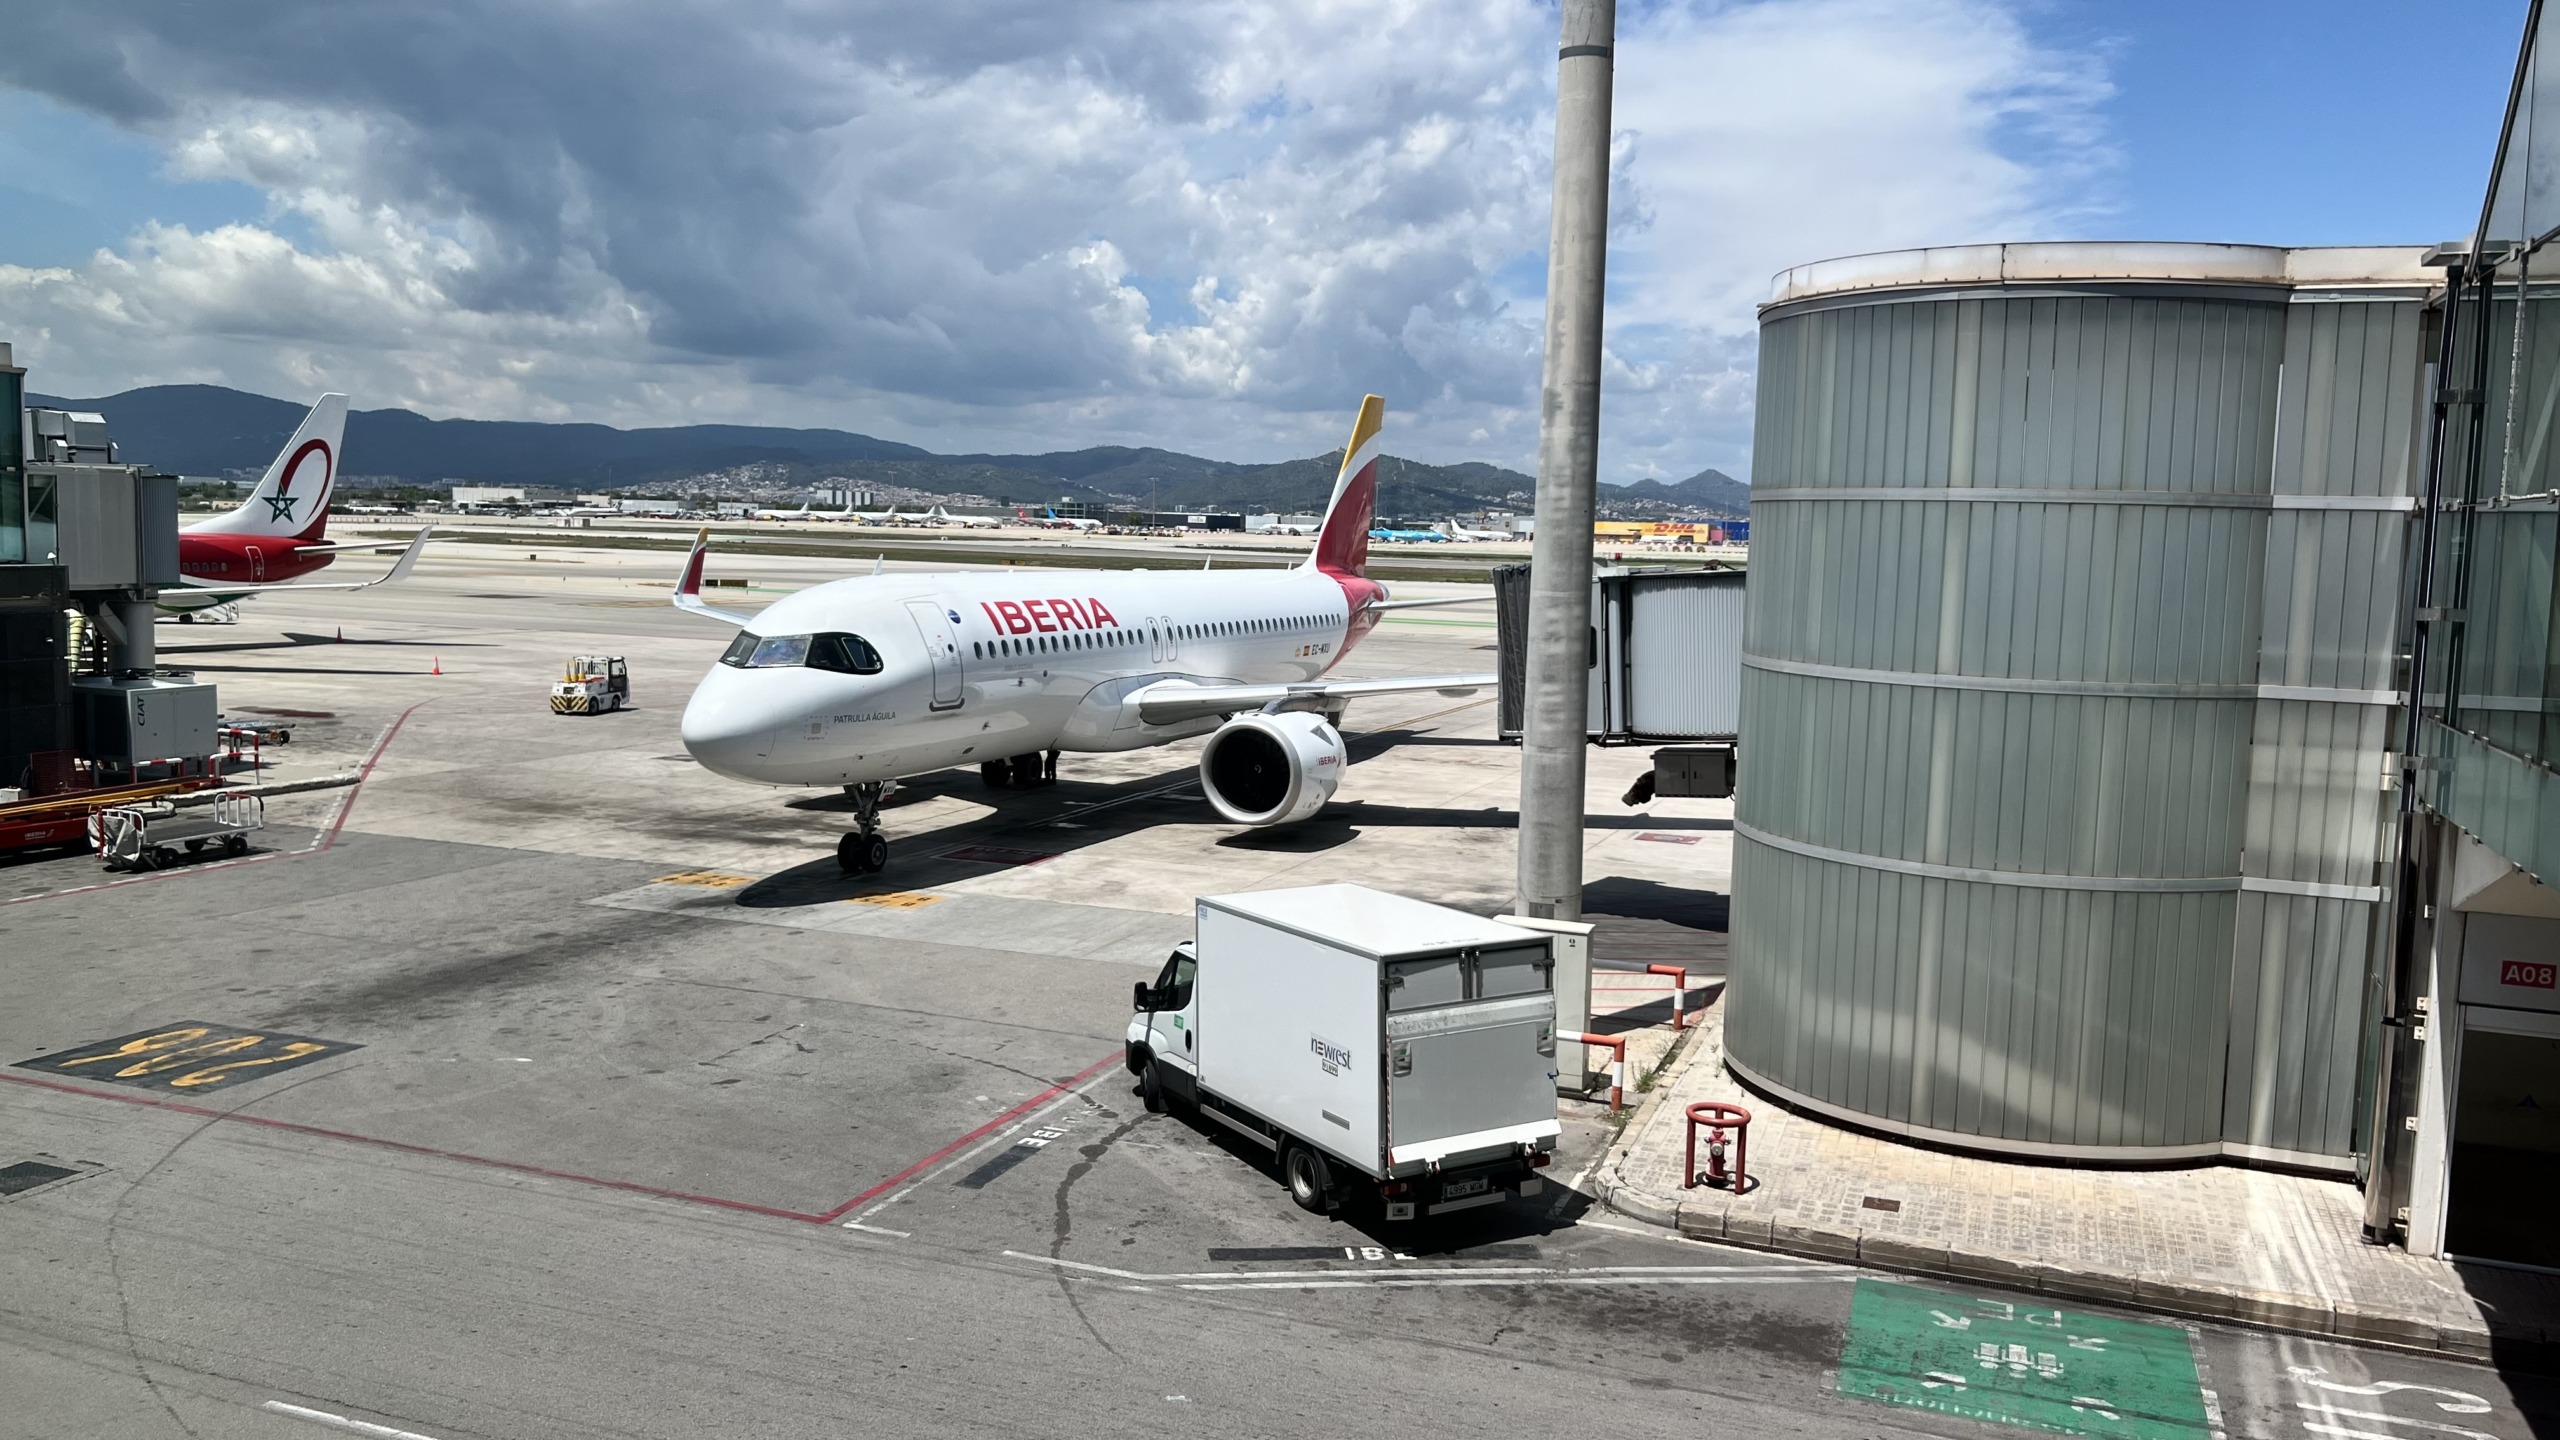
[{"x1": 0, "y1": 1160, "x2": 78, "y2": 1197}]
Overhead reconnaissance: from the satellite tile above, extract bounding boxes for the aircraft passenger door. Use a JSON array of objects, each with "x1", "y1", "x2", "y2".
[
  {"x1": 245, "y1": 545, "x2": 265, "y2": 582},
  {"x1": 903, "y1": 600, "x2": 965, "y2": 710},
  {"x1": 1147, "y1": 616, "x2": 1164, "y2": 665}
]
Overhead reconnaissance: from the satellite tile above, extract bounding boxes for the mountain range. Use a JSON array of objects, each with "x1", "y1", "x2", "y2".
[{"x1": 29, "y1": 384, "x2": 1748, "y2": 517}]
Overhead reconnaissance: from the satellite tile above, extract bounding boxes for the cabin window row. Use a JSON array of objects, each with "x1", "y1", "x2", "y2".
[{"x1": 970, "y1": 612, "x2": 1332, "y2": 661}]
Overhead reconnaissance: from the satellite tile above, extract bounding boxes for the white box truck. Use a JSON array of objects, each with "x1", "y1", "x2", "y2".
[{"x1": 1125, "y1": 884, "x2": 1562, "y2": 1222}]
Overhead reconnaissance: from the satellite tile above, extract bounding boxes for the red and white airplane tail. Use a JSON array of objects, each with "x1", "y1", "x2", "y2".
[
  {"x1": 189, "y1": 394, "x2": 348, "y2": 540},
  {"x1": 1303, "y1": 394, "x2": 1383, "y2": 579}
]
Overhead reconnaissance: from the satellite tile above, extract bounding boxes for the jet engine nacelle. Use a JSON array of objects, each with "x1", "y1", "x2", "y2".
[{"x1": 1199, "y1": 711, "x2": 1346, "y2": 826}]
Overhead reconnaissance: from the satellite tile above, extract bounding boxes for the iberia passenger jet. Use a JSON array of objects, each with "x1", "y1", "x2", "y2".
[
  {"x1": 167, "y1": 394, "x2": 432, "y2": 615},
  {"x1": 675, "y1": 396, "x2": 1491, "y2": 875}
]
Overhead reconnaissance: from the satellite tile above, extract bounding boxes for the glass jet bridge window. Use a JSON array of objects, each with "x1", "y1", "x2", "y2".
[{"x1": 718, "y1": 632, "x2": 883, "y2": 674}]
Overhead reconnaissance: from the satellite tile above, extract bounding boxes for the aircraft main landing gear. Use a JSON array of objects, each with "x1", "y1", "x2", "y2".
[{"x1": 838, "y1": 781, "x2": 891, "y2": 875}]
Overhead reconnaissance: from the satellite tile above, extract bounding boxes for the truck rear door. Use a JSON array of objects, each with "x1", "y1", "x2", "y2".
[{"x1": 1383, "y1": 943, "x2": 1556, "y2": 1152}]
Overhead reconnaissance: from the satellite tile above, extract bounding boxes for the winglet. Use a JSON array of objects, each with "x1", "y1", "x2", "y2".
[{"x1": 379, "y1": 525, "x2": 432, "y2": 584}]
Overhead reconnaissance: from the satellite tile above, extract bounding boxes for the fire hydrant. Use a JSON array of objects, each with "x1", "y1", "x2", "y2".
[{"x1": 1683, "y1": 1101, "x2": 1753, "y2": 1193}]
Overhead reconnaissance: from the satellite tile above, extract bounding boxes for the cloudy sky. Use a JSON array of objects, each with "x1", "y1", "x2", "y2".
[{"x1": 0, "y1": 0, "x2": 2527, "y2": 481}]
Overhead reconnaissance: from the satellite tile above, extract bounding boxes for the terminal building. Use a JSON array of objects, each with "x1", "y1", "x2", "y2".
[{"x1": 1733, "y1": 160, "x2": 2560, "y2": 1267}]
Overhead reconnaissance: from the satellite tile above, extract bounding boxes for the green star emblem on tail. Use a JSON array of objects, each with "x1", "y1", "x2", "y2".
[{"x1": 265, "y1": 494, "x2": 299, "y2": 523}]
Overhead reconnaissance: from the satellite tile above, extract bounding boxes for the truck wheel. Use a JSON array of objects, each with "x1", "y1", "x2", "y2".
[
  {"x1": 1284, "y1": 1144, "x2": 1330, "y2": 1214},
  {"x1": 1139, "y1": 1062, "x2": 1167, "y2": 1114}
]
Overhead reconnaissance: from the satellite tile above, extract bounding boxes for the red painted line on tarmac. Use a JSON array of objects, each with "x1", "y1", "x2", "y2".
[
  {"x1": 2, "y1": 700, "x2": 429, "y2": 908},
  {"x1": 1, "y1": 1043, "x2": 1128, "y2": 1228},
  {"x1": 815, "y1": 1048, "x2": 1125, "y2": 1223}
]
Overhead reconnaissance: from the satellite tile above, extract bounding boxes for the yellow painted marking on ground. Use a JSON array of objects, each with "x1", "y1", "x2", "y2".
[
  {"x1": 844, "y1": 891, "x2": 945, "y2": 909},
  {"x1": 19, "y1": 1023, "x2": 359, "y2": 1092},
  {"x1": 657, "y1": 870, "x2": 755, "y2": 889}
]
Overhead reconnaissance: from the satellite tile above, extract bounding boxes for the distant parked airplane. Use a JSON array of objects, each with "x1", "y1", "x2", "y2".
[
  {"x1": 1018, "y1": 506, "x2": 1102, "y2": 532},
  {"x1": 750, "y1": 500, "x2": 818, "y2": 521},
  {"x1": 1441, "y1": 518, "x2": 1510, "y2": 542},
  {"x1": 1368, "y1": 525, "x2": 1449, "y2": 543},
  {"x1": 929, "y1": 505, "x2": 1005, "y2": 530}
]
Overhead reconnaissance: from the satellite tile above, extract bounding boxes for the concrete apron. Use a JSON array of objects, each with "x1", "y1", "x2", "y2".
[{"x1": 1592, "y1": 999, "x2": 2560, "y2": 1366}]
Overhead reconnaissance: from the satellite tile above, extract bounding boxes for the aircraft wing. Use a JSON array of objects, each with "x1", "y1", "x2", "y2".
[
  {"x1": 671, "y1": 528, "x2": 759, "y2": 626},
  {"x1": 1363, "y1": 594, "x2": 1491, "y2": 613},
  {"x1": 1133, "y1": 673, "x2": 1494, "y2": 727},
  {"x1": 291, "y1": 538, "x2": 415, "y2": 554},
  {"x1": 173, "y1": 527, "x2": 434, "y2": 594}
]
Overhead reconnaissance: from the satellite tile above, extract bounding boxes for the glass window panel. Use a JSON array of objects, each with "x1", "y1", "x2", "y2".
[
  {"x1": 748, "y1": 634, "x2": 810, "y2": 668},
  {"x1": 26, "y1": 473, "x2": 53, "y2": 563},
  {"x1": 2487, "y1": 32, "x2": 2538, "y2": 252},
  {"x1": 2528, "y1": 28, "x2": 2560, "y2": 251},
  {"x1": 0, "y1": 474, "x2": 21, "y2": 564}
]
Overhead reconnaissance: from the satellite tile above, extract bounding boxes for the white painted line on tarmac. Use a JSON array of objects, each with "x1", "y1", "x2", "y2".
[
  {"x1": 841, "y1": 1221, "x2": 911, "y2": 1237},
  {"x1": 262, "y1": 1401, "x2": 446, "y2": 1440},
  {"x1": 1180, "y1": 1274, "x2": 1856, "y2": 1292},
  {"x1": 999, "y1": 1250, "x2": 1842, "y2": 1285}
]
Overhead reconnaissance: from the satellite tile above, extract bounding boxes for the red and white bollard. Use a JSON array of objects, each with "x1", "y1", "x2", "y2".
[
  {"x1": 1646, "y1": 964, "x2": 1691, "y2": 1028},
  {"x1": 1560, "y1": 1031, "x2": 1626, "y2": 1114}
]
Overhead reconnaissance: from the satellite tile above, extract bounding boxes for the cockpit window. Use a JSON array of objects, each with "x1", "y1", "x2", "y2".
[
  {"x1": 807, "y1": 633, "x2": 884, "y2": 675},
  {"x1": 747, "y1": 634, "x2": 811, "y2": 668},
  {"x1": 717, "y1": 631, "x2": 882, "y2": 674}
]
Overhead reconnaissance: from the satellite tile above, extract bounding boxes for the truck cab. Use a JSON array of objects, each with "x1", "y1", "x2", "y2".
[{"x1": 1129, "y1": 942, "x2": 1199, "y2": 1111}]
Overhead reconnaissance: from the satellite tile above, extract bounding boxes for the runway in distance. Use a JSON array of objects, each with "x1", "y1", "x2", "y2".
[
  {"x1": 166, "y1": 393, "x2": 432, "y2": 616},
  {"x1": 675, "y1": 395, "x2": 1492, "y2": 874}
]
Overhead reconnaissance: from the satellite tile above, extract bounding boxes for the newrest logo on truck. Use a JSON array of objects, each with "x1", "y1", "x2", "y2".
[{"x1": 1311, "y1": 1035, "x2": 1353, "y2": 1076}]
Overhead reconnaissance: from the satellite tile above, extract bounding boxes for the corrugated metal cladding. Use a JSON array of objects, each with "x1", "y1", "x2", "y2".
[
  {"x1": 1731, "y1": 262, "x2": 2425, "y2": 1163},
  {"x1": 1627, "y1": 574, "x2": 1744, "y2": 738}
]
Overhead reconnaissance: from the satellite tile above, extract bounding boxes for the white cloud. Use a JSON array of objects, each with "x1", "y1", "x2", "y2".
[{"x1": 0, "y1": 0, "x2": 2113, "y2": 479}]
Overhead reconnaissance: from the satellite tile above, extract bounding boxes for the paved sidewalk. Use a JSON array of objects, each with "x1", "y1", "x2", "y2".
[{"x1": 1594, "y1": 996, "x2": 2560, "y2": 1363}]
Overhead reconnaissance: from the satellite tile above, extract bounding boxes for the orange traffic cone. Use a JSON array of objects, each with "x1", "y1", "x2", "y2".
[
  {"x1": 431, "y1": 655, "x2": 442, "y2": 675},
  {"x1": 336, "y1": 626, "x2": 344, "y2": 642}
]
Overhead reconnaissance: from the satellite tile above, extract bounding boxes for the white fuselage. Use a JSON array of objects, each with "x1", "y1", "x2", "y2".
[{"x1": 680, "y1": 566, "x2": 1379, "y2": 787}]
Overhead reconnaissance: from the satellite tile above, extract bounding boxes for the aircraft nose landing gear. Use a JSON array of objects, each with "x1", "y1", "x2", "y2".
[{"x1": 837, "y1": 781, "x2": 892, "y2": 875}]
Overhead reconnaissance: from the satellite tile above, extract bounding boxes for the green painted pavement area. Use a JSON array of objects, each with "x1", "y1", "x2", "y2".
[{"x1": 1837, "y1": 1278, "x2": 2214, "y2": 1439}]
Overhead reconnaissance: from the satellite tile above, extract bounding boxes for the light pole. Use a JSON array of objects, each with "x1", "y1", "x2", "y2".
[{"x1": 1514, "y1": 0, "x2": 1616, "y2": 920}]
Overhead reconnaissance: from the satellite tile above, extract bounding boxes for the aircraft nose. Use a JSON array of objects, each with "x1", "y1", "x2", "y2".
[{"x1": 681, "y1": 670, "x2": 776, "y2": 779}]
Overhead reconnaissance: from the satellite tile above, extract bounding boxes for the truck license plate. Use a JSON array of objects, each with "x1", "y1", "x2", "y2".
[{"x1": 1442, "y1": 1176, "x2": 1490, "y2": 1199}]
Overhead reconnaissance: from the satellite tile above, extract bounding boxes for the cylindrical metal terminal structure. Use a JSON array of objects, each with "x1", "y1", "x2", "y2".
[{"x1": 1730, "y1": 243, "x2": 2433, "y2": 1162}]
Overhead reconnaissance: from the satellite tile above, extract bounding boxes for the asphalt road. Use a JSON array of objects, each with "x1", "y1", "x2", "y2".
[{"x1": 6, "y1": 827, "x2": 2552, "y2": 1440}]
